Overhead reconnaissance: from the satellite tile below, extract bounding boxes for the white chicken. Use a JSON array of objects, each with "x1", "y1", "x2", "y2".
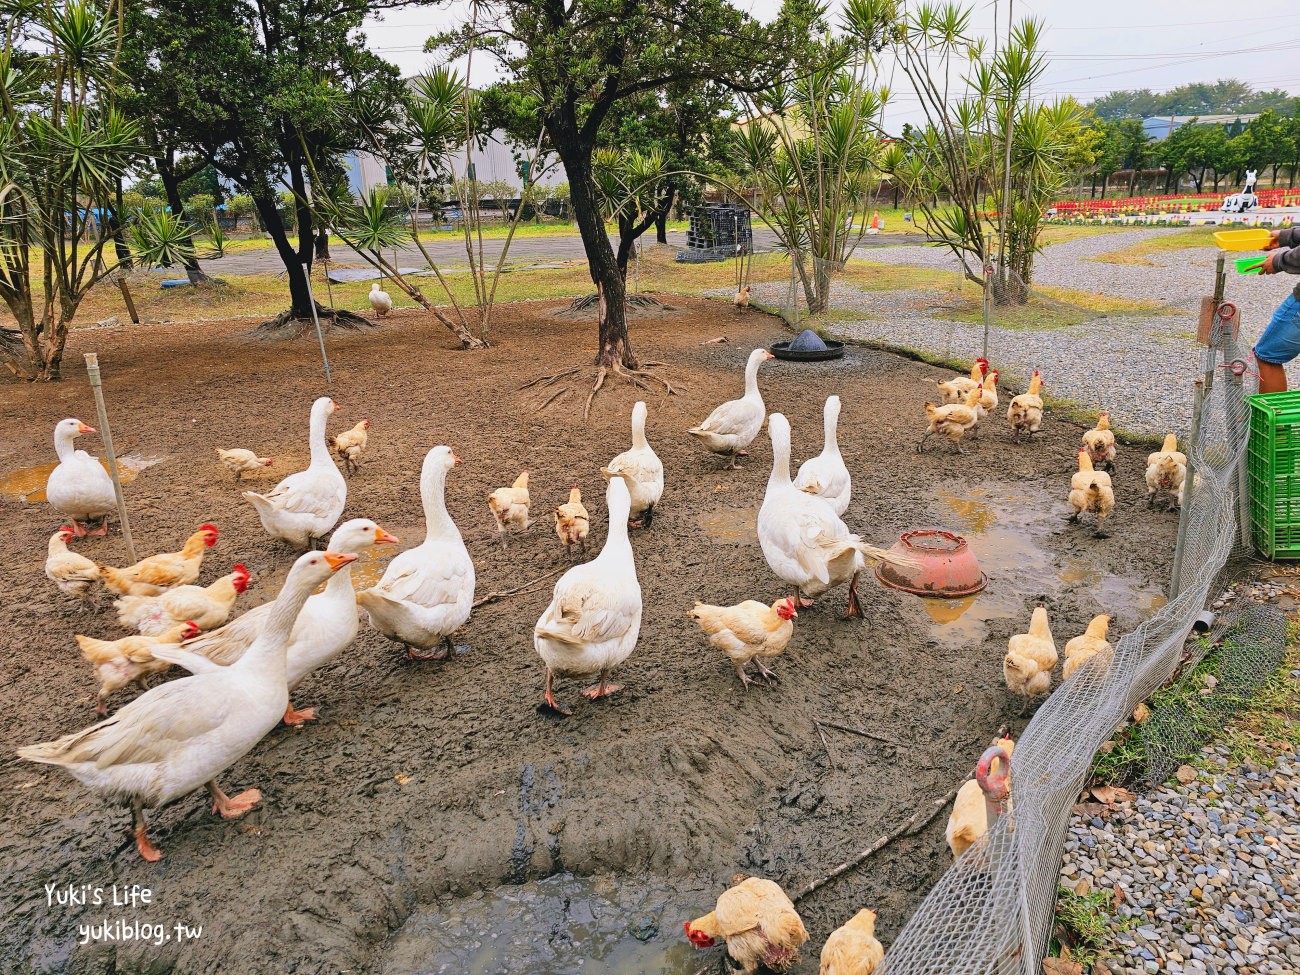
[
  {"x1": 242, "y1": 397, "x2": 347, "y2": 548},
  {"x1": 45, "y1": 527, "x2": 101, "y2": 601},
  {"x1": 488, "y1": 471, "x2": 532, "y2": 547},
  {"x1": 689, "y1": 597, "x2": 797, "y2": 688},
  {"x1": 794, "y1": 394, "x2": 851, "y2": 515},
  {"x1": 688, "y1": 347, "x2": 773, "y2": 467},
  {"x1": 601, "y1": 400, "x2": 664, "y2": 527},
  {"x1": 115, "y1": 565, "x2": 250, "y2": 635},
  {"x1": 215, "y1": 448, "x2": 273, "y2": 482},
  {"x1": 759, "y1": 413, "x2": 905, "y2": 617},
  {"x1": 534, "y1": 476, "x2": 641, "y2": 716},
  {"x1": 369, "y1": 281, "x2": 393, "y2": 317}
]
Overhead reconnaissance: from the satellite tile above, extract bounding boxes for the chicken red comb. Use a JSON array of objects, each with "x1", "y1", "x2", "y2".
[
  {"x1": 58, "y1": 525, "x2": 75, "y2": 533},
  {"x1": 231, "y1": 563, "x2": 249, "y2": 576},
  {"x1": 200, "y1": 523, "x2": 219, "y2": 533}
]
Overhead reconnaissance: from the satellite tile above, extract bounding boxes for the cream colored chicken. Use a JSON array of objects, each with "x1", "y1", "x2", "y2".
[
  {"x1": 602, "y1": 400, "x2": 664, "y2": 527},
  {"x1": 976, "y1": 369, "x2": 999, "y2": 419},
  {"x1": 45, "y1": 527, "x2": 101, "y2": 601},
  {"x1": 689, "y1": 597, "x2": 797, "y2": 688},
  {"x1": 215, "y1": 448, "x2": 273, "y2": 481},
  {"x1": 820, "y1": 909, "x2": 884, "y2": 975},
  {"x1": 1068, "y1": 448, "x2": 1115, "y2": 536},
  {"x1": 115, "y1": 565, "x2": 250, "y2": 635},
  {"x1": 79, "y1": 621, "x2": 201, "y2": 716},
  {"x1": 919, "y1": 385, "x2": 982, "y2": 453},
  {"x1": 1063, "y1": 615, "x2": 1113, "y2": 680},
  {"x1": 734, "y1": 285, "x2": 751, "y2": 309},
  {"x1": 1145, "y1": 433, "x2": 1187, "y2": 510},
  {"x1": 946, "y1": 737, "x2": 1015, "y2": 859},
  {"x1": 1007, "y1": 370, "x2": 1044, "y2": 437},
  {"x1": 1004, "y1": 605, "x2": 1057, "y2": 704},
  {"x1": 685, "y1": 876, "x2": 809, "y2": 975},
  {"x1": 554, "y1": 485, "x2": 589, "y2": 557},
  {"x1": 937, "y1": 358, "x2": 988, "y2": 405},
  {"x1": 1082, "y1": 413, "x2": 1117, "y2": 471},
  {"x1": 488, "y1": 471, "x2": 532, "y2": 547},
  {"x1": 99, "y1": 524, "x2": 219, "y2": 597},
  {"x1": 331, "y1": 419, "x2": 371, "y2": 475}
]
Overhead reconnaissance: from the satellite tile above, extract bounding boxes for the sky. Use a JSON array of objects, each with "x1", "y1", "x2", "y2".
[{"x1": 361, "y1": 0, "x2": 1300, "y2": 130}]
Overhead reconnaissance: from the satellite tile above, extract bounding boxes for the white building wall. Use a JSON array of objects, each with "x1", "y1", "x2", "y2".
[{"x1": 347, "y1": 131, "x2": 564, "y2": 199}]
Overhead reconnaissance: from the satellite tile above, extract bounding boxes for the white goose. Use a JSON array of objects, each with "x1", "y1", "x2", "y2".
[
  {"x1": 793, "y1": 394, "x2": 851, "y2": 516},
  {"x1": 759, "y1": 413, "x2": 902, "y2": 618},
  {"x1": 688, "y1": 348, "x2": 773, "y2": 467},
  {"x1": 534, "y1": 476, "x2": 642, "y2": 716},
  {"x1": 46, "y1": 418, "x2": 116, "y2": 536},
  {"x1": 17, "y1": 549, "x2": 356, "y2": 862},
  {"x1": 167, "y1": 519, "x2": 399, "y2": 725},
  {"x1": 601, "y1": 401, "x2": 664, "y2": 527},
  {"x1": 243, "y1": 397, "x2": 347, "y2": 548},
  {"x1": 357, "y1": 446, "x2": 475, "y2": 660}
]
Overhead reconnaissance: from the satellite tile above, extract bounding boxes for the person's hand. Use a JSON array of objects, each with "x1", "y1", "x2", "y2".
[
  {"x1": 1265, "y1": 230, "x2": 1282, "y2": 250},
  {"x1": 1258, "y1": 253, "x2": 1278, "y2": 275}
]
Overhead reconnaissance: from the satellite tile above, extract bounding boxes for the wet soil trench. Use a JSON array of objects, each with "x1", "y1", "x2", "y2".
[{"x1": 0, "y1": 300, "x2": 1175, "y2": 974}]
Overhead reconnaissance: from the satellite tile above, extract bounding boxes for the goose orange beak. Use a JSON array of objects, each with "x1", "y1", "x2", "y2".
[
  {"x1": 324, "y1": 552, "x2": 358, "y2": 571},
  {"x1": 452, "y1": 453, "x2": 462, "y2": 465},
  {"x1": 374, "y1": 528, "x2": 400, "y2": 545},
  {"x1": 77, "y1": 423, "x2": 96, "y2": 434},
  {"x1": 763, "y1": 350, "x2": 775, "y2": 360}
]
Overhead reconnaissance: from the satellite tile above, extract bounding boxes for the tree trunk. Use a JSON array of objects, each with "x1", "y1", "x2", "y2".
[
  {"x1": 158, "y1": 160, "x2": 209, "y2": 285},
  {"x1": 254, "y1": 190, "x2": 316, "y2": 319},
  {"x1": 111, "y1": 180, "x2": 133, "y2": 268},
  {"x1": 314, "y1": 226, "x2": 330, "y2": 260},
  {"x1": 655, "y1": 208, "x2": 668, "y2": 245},
  {"x1": 551, "y1": 113, "x2": 635, "y2": 370}
]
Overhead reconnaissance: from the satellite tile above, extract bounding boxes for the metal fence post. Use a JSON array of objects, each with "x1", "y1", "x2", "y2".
[{"x1": 301, "y1": 259, "x2": 332, "y2": 384}]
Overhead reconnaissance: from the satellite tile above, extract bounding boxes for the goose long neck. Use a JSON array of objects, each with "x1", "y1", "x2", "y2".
[
  {"x1": 823, "y1": 403, "x2": 840, "y2": 457},
  {"x1": 308, "y1": 404, "x2": 333, "y2": 468},
  {"x1": 421, "y1": 468, "x2": 454, "y2": 541},
  {"x1": 54, "y1": 428, "x2": 76, "y2": 462},
  {"x1": 769, "y1": 430, "x2": 792, "y2": 488},
  {"x1": 631, "y1": 408, "x2": 648, "y2": 449},
  {"x1": 240, "y1": 571, "x2": 316, "y2": 674},
  {"x1": 602, "y1": 499, "x2": 632, "y2": 557},
  {"x1": 323, "y1": 564, "x2": 354, "y2": 598},
  {"x1": 744, "y1": 354, "x2": 763, "y2": 399}
]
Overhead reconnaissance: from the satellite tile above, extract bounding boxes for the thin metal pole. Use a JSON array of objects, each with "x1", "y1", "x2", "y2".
[
  {"x1": 982, "y1": 232, "x2": 993, "y2": 361},
  {"x1": 301, "y1": 259, "x2": 332, "y2": 384},
  {"x1": 83, "y1": 353, "x2": 137, "y2": 563}
]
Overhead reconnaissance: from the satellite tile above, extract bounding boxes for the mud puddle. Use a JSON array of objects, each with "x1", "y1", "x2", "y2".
[
  {"x1": 0, "y1": 455, "x2": 160, "y2": 503},
  {"x1": 381, "y1": 872, "x2": 713, "y2": 975},
  {"x1": 698, "y1": 506, "x2": 757, "y2": 545},
  {"x1": 911, "y1": 484, "x2": 1167, "y2": 644}
]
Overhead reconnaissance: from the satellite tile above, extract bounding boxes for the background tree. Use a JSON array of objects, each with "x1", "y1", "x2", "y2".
[
  {"x1": 137, "y1": 0, "x2": 405, "y2": 332},
  {"x1": 429, "y1": 0, "x2": 821, "y2": 390},
  {"x1": 1, "y1": 0, "x2": 142, "y2": 379},
  {"x1": 1088, "y1": 80, "x2": 1296, "y2": 120},
  {"x1": 1238, "y1": 110, "x2": 1297, "y2": 186}
]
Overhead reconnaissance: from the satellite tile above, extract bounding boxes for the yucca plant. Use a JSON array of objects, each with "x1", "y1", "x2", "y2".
[
  {"x1": 0, "y1": 0, "x2": 142, "y2": 379},
  {"x1": 726, "y1": 0, "x2": 895, "y2": 314}
]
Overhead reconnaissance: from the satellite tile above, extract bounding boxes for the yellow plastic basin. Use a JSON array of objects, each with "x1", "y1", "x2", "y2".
[{"x1": 1215, "y1": 228, "x2": 1272, "y2": 251}]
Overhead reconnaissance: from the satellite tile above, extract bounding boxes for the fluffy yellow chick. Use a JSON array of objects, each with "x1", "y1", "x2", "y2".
[
  {"x1": 1063, "y1": 615, "x2": 1113, "y2": 680},
  {"x1": 1004, "y1": 605, "x2": 1057, "y2": 702},
  {"x1": 488, "y1": 471, "x2": 532, "y2": 548},
  {"x1": 554, "y1": 484, "x2": 589, "y2": 557},
  {"x1": 215, "y1": 448, "x2": 273, "y2": 481},
  {"x1": 1068, "y1": 448, "x2": 1115, "y2": 536},
  {"x1": 820, "y1": 908, "x2": 884, "y2": 975}
]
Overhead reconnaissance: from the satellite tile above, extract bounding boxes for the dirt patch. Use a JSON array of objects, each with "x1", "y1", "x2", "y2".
[{"x1": 0, "y1": 298, "x2": 1175, "y2": 974}]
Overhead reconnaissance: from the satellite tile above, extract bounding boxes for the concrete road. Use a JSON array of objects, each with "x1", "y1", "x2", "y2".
[{"x1": 195, "y1": 227, "x2": 923, "y2": 277}]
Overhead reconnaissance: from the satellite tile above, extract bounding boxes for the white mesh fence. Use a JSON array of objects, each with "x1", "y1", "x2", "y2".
[{"x1": 877, "y1": 344, "x2": 1263, "y2": 975}]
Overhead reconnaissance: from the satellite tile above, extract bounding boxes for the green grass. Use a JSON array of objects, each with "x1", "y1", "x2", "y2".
[
  {"x1": 1038, "y1": 224, "x2": 1132, "y2": 247},
  {"x1": 930, "y1": 285, "x2": 1172, "y2": 333},
  {"x1": 1091, "y1": 628, "x2": 1299, "y2": 786},
  {"x1": 1052, "y1": 886, "x2": 1133, "y2": 970},
  {"x1": 1088, "y1": 227, "x2": 1222, "y2": 266}
]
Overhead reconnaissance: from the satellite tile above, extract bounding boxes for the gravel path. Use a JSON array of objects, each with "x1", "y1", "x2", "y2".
[
  {"x1": 778, "y1": 228, "x2": 1300, "y2": 435},
  {"x1": 1059, "y1": 744, "x2": 1299, "y2": 975}
]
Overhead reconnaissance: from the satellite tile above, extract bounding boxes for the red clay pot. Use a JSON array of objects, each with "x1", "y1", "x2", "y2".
[{"x1": 874, "y1": 529, "x2": 987, "y2": 598}]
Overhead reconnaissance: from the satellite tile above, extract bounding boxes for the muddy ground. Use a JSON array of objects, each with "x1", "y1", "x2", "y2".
[{"x1": 0, "y1": 299, "x2": 1175, "y2": 974}]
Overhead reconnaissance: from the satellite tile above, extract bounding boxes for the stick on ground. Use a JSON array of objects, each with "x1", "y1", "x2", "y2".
[
  {"x1": 793, "y1": 782, "x2": 963, "y2": 903},
  {"x1": 815, "y1": 718, "x2": 904, "y2": 747},
  {"x1": 472, "y1": 567, "x2": 565, "y2": 609}
]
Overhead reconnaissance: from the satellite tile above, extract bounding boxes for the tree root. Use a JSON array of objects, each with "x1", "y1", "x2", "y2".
[
  {"x1": 517, "y1": 367, "x2": 581, "y2": 391},
  {"x1": 534, "y1": 388, "x2": 569, "y2": 412},
  {"x1": 568, "y1": 293, "x2": 662, "y2": 312},
  {"x1": 521, "y1": 361, "x2": 682, "y2": 419},
  {"x1": 584, "y1": 366, "x2": 607, "y2": 419},
  {"x1": 252, "y1": 302, "x2": 376, "y2": 339}
]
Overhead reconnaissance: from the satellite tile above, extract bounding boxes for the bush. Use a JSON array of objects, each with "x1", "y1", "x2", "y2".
[
  {"x1": 225, "y1": 193, "x2": 255, "y2": 218},
  {"x1": 184, "y1": 193, "x2": 215, "y2": 219}
]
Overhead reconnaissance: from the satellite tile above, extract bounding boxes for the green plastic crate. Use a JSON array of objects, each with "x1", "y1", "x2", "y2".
[{"x1": 1247, "y1": 390, "x2": 1300, "y2": 558}]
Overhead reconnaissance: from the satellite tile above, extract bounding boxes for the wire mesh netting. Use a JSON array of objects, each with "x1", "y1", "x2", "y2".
[{"x1": 876, "y1": 325, "x2": 1267, "y2": 975}]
